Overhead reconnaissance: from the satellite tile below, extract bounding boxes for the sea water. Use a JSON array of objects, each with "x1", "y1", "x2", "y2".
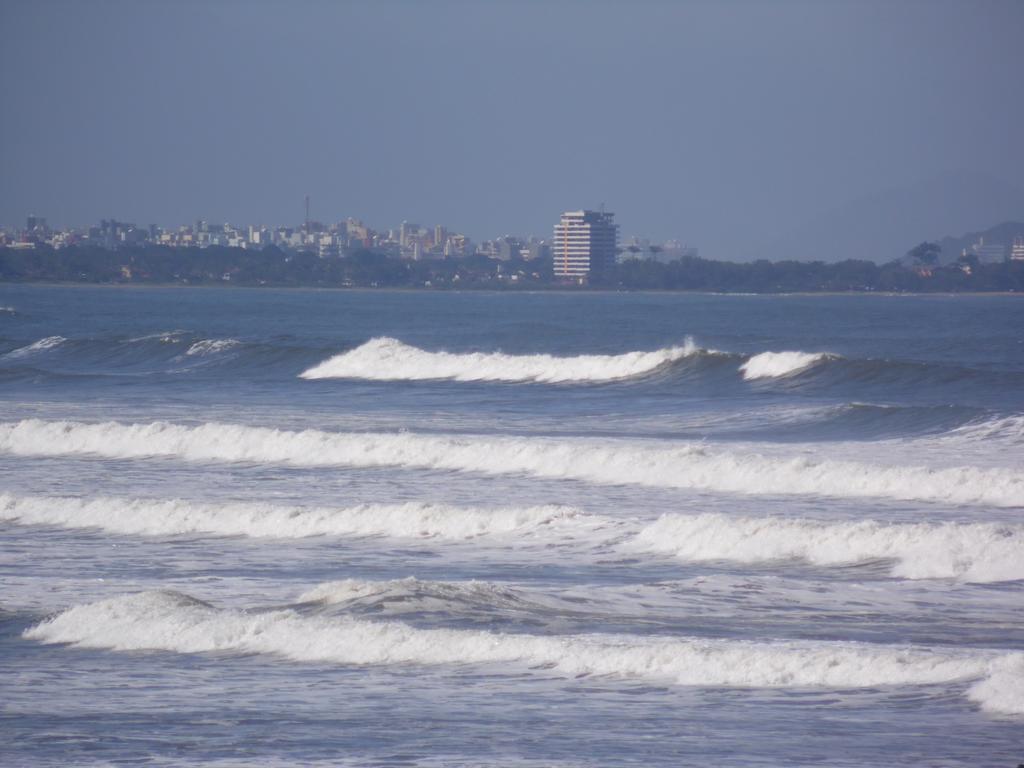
[{"x1": 0, "y1": 285, "x2": 1022, "y2": 767}]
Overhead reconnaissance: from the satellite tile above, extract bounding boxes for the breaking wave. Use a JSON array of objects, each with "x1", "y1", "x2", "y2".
[
  {"x1": 945, "y1": 415, "x2": 1024, "y2": 445},
  {"x1": 631, "y1": 513, "x2": 1024, "y2": 583},
  {"x1": 299, "y1": 336, "x2": 705, "y2": 383},
  {"x1": 1, "y1": 331, "x2": 1018, "y2": 403},
  {"x1": 0, "y1": 493, "x2": 583, "y2": 540},
  {"x1": 1, "y1": 419, "x2": 1021, "y2": 507},
  {"x1": 6, "y1": 493, "x2": 1022, "y2": 583},
  {"x1": 740, "y1": 350, "x2": 835, "y2": 380},
  {"x1": 3, "y1": 335, "x2": 66, "y2": 358},
  {"x1": 184, "y1": 338, "x2": 242, "y2": 356},
  {"x1": 23, "y1": 590, "x2": 1024, "y2": 714}
]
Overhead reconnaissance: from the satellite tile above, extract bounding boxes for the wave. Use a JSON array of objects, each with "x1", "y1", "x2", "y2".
[
  {"x1": 24, "y1": 589, "x2": 1024, "y2": 714},
  {"x1": 731, "y1": 350, "x2": 1024, "y2": 401},
  {"x1": 0, "y1": 306, "x2": 16, "y2": 315},
  {"x1": 299, "y1": 336, "x2": 706, "y2": 383},
  {"x1": 127, "y1": 330, "x2": 191, "y2": 344},
  {"x1": 297, "y1": 577, "x2": 568, "y2": 620},
  {"x1": 2, "y1": 419, "x2": 1020, "y2": 507},
  {"x1": 0, "y1": 493, "x2": 583, "y2": 540},
  {"x1": 2, "y1": 331, "x2": 192, "y2": 371},
  {"x1": 0, "y1": 331, "x2": 320, "y2": 378},
  {"x1": 824, "y1": 356, "x2": 1024, "y2": 396},
  {"x1": 185, "y1": 338, "x2": 242, "y2": 356},
  {"x1": 773, "y1": 403, "x2": 985, "y2": 442},
  {"x1": 6, "y1": 492, "x2": 1022, "y2": 582},
  {"x1": 3, "y1": 335, "x2": 66, "y2": 358},
  {"x1": 630, "y1": 513, "x2": 1024, "y2": 583},
  {"x1": 945, "y1": 415, "x2": 1024, "y2": 445},
  {"x1": 740, "y1": 350, "x2": 834, "y2": 380},
  {"x1": 2, "y1": 330, "x2": 1018, "y2": 404},
  {"x1": 300, "y1": 577, "x2": 529, "y2": 605}
]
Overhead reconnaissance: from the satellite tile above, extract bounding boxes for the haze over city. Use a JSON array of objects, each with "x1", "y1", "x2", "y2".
[{"x1": 2, "y1": 0, "x2": 1022, "y2": 261}]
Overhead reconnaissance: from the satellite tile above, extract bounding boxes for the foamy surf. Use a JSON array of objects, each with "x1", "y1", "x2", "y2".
[
  {"x1": 2, "y1": 419, "x2": 1021, "y2": 507},
  {"x1": 7, "y1": 492, "x2": 1024, "y2": 582},
  {"x1": 23, "y1": 590, "x2": 1024, "y2": 714},
  {"x1": 0, "y1": 493, "x2": 584, "y2": 540},
  {"x1": 631, "y1": 513, "x2": 1024, "y2": 583},
  {"x1": 740, "y1": 350, "x2": 834, "y2": 380},
  {"x1": 945, "y1": 415, "x2": 1024, "y2": 445},
  {"x1": 299, "y1": 336, "x2": 703, "y2": 382}
]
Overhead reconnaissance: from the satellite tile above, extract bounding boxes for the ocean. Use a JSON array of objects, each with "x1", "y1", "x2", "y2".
[{"x1": 1, "y1": 285, "x2": 1022, "y2": 767}]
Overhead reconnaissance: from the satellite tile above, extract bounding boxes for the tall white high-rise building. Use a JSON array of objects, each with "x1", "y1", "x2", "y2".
[{"x1": 552, "y1": 210, "x2": 618, "y2": 278}]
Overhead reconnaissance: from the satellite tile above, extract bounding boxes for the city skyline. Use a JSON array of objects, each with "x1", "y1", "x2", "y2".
[
  {"x1": 4, "y1": 205, "x2": 704, "y2": 272},
  {"x1": 8, "y1": 206, "x2": 1022, "y2": 271},
  {"x1": 2, "y1": 1, "x2": 1022, "y2": 262}
]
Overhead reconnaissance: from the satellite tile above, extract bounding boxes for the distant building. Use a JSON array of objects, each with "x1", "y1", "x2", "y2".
[
  {"x1": 522, "y1": 241, "x2": 550, "y2": 261},
  {"x1": 247, "y1": 225, "x2": 269, "y2": 246},
  {"x1": 964, "y1": 236, "x2": 1007, "y2": 264},
  {"x1": 399, "y1": 221, "x2": 418, "y2": 248},
  {"x1": 317, "y1": 233, "x2": 341, "y2": 258},
  {"x1": 495, "y1": 236, "x2": 524, "y2": 261},
  {"x1": 552, "y1": 210, "x2": 618, "y2": 279},
  {"x1": 1011, "y1": 236, "x2": 1024, "y2": 262},
  {"x1": 444, "y1": 233, "x2": 472, "y2": 257}
]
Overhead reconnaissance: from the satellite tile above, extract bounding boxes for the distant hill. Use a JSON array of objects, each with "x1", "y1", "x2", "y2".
[
  {"x1": 931, "y1": 221, "x2": 1024, "y2": 265},
  {"x1": 761, "y1": 170, "x2": 1024, "y2": 263}
]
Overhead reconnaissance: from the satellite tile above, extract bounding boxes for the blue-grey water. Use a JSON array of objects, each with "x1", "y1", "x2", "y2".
[{"x1": 1, "y1": 285, "x2": 1022, "y2": 767}]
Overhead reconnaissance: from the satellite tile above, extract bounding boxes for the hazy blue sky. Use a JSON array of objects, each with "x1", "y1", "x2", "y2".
[{"x1": 1, "y1": 0, "x2": 1022, "y2": 260}]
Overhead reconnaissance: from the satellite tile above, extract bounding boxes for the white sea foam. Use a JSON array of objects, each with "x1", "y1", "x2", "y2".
[
  {"x1": 631, "y1": 513, "x2": 1024, "y2": 583},
  {"x1": 24, "y1": 590, "x2": 1024, "y2": 714},
  {"x1": 3, "y1": 335, "x2": 66, "y2": 358},
  {"x1": 0, "y1": 493, "x2": 582, "y2": 540},
  {"x1": 185, "y1": 338, "x2": 242, "y2": 356},
  {"x1": 967, "y1": 660, "x2": 1024, "y2": 715},
  {"x1": 740, "y1": 350, "x2": 833, "y2": 380},
  {"x1": 7, "y1": 492, "x2": 1022, "y2": 582},
  {"x1": 2, "y1": 419, "x2": 1021, "y2": 507},
  {"x1": 299, "y1": 336, "x2": 703, "y2": 383},
  {"x1": 946, "y1": 415, "x2": 1024, "y2": 445}
]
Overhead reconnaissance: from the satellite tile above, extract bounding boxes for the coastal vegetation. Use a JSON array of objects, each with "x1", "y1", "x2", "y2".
[{"x1": 2, "y1": 244, "x2": 1022, "y2": 292}]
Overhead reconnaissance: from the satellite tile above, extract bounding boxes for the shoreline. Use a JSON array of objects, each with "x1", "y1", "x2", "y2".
[{"x1": 0, "y1": 281, "x2": 1020, "y2": 297}]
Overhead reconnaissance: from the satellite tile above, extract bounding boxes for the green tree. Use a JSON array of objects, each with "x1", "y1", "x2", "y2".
[{"x1": 907, "y1": 241, "x2": 941, "y2": 266}]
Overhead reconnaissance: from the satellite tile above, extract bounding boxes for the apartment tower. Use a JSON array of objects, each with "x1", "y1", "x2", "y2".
[{"x1": 552, "y1": 210, "x2": 618, "y2": 279}]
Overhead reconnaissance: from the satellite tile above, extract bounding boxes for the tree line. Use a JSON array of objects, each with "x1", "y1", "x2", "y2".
[{"x1": 2, "y1": 243, "x2": 1022, "y2": 292}]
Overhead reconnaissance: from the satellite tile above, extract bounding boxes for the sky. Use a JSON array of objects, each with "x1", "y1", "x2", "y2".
[{"x1": 1, "y1": 0, "x2": 1022, "y2": 261}]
